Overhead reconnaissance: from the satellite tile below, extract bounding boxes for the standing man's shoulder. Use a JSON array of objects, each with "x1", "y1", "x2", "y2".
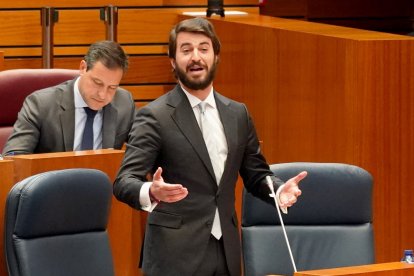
[
  {"x1": 142, "y1": 85, "x2": 182, "y2": 111},
  {"x1": 214, "y1": 90, "x2": 248, "y2": 111}
]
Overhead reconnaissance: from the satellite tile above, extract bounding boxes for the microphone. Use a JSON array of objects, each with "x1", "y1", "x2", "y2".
[
  {"x1": 206, "y1": 0, "x2": 225, "y2": 17},
  {"x1": 266, "y1": 175, "x2": 297, "y2": 273}
]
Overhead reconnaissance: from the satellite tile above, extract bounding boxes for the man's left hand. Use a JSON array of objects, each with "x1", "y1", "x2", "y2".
[{"x1": 279, "y1": 171, "x2": 307, "y2": 208}]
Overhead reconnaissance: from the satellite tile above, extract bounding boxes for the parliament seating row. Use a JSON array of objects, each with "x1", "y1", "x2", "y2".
[
  {"x1": 1, "y1": 7, "x2": 414, "y2": 269},
  {"x1": 2, "y1": 153, "x2": 414, "y2": 276},
  {"x1": 0, "y1": 150, "x2": 145, "y2": 276},
  {"x1": 0, "y1": 3, "x2": 259, "y2": 106}
]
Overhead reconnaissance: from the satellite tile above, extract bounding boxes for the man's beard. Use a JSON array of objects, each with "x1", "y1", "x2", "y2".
[{"x1": 175, "y1": 61, "x2": 218, "y2": 91}]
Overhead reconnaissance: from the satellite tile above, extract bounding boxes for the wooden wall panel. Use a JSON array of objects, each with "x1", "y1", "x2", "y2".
[
  {"x1": 352, "y1": 39, "x2": 414, "y2": 261},
  {"x1": 205, "y1": 14, "x2": 414, "y2": 263},
  {"x1": 0, "y1": 0, "x2": 257, "y2": 9},
  {"x1": 2, "y1": 58, "x2": 43, "y2": 69},
  {"x1": 117, "y1": 7, "x2": 258, "y2": 44},
  {"x1": 1, "y1": 45, "x2": 167, "y2": 58},
  {"x1": 0, "y1": 51, "x2": 3, "y2": 70},
  {"x1": 260, "y1": 0, "x2": 307, "y2": 18},
  {"x1": 2, "y1": 56, "x2": 174, "y2": 104},
  {"x1": 3, "y1": 56, "x2": 173, "y2": 83},
  {"x1": 306, "y1": 0, "x2": 413, "y2": 18},
  {"x1": 123, "y1": 56, "x2": 175, "y2": 84},
  {"x1": 260, "y1": 0, "x2": 414, "y2": 34},
  {"x1": 0, "y1": 7, "x2": 258, "y2": 53},
  {"x1": 53, "y1": 56, "x2": 175, "y2": 84},
  {"x1": 54, "y1": 10, "x2": 105, "y2": 45},
  {"x1": 0, "y1": 11, "x2": 41, "y2": 46},
  {"x1": 0, "y1": 2, "x2": 259, "y2": 106},
  {"x1": 118, "y1": 8, "x2": 202, "y2": 44}
]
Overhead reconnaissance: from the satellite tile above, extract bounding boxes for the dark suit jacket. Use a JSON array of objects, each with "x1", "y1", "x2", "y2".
[
  {"x1": 114, "y1": 85, "x2": 282, "y2": 276},
  {"x1": 2, "y1": 79, "x2": 135, "y2": 155}
]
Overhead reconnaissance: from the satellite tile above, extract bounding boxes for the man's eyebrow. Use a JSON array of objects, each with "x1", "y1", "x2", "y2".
[
  {"x1": 91, "y1": 76, "x2": 103, "y2": 82},
  {"x1": 179, "y1": 42, "x2": 192, "y2": 48},
  {"x1": 179, "y1": 41, "x2": 211, "y2": 48},
  {"x1": 92, "y1": 76, "x2": 119, "y2": 87}
]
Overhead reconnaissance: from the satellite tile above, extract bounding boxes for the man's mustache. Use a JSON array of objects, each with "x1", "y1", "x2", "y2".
[{"x1": 187, "y1": 61, "x2": 207, "y2": 71}]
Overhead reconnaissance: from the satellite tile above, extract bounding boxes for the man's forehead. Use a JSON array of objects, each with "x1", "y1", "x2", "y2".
[{"x1": 177, "y1": 32, "x2": 212, "y2": 46}]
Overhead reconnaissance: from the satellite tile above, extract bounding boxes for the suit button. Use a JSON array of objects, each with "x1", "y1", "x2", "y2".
[{"x1": 206, "y1": 220, "x2": 212, "y2": 227}]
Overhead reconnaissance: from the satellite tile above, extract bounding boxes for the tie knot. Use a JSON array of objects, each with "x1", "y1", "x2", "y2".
[
  {"x1": 198, "y1": 102, "x2": 207, "y2": 114},
  {"x1": 84, "y1": 107, "x2": 97, "y2": 118}
]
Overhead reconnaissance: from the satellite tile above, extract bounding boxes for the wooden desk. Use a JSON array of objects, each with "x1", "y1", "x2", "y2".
[
  {"x1": 0, "y1": 160, "x2": 14, "y2": 276},
  {"x1": 0, "y1": 51, "x2": 3, "y2": 70},
  {"x1": 294, "y1": 262, "x2": 414, "y2": 275},
  {"x1": 201, "y1": 13, "x2": 414, "y2": 262},
  {"x1": 9, "y1": 149, "x2": 144, "y2": 276}
]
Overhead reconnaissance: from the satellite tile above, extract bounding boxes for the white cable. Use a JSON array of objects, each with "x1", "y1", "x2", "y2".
[{"x1": 266, "y1": 175, "x2": 297, "y2": 273}]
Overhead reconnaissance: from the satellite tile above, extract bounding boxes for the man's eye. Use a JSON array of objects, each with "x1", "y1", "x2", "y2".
[{"x1": 93, "y1": 80, "x2": 104, "y2": 86}]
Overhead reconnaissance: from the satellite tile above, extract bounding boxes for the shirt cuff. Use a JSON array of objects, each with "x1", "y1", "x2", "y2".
[
  {"x1": 275, "y1": 184, "x2": 288, "y2": 214},
  {"x1": 140, "y1": 182, "x2": 158, "y2": 212}
]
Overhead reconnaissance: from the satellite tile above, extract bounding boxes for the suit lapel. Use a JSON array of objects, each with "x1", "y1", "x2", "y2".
[
  {"x1": 215, "y1": 93, "x2": 238, "y2": 187},
  {"x1": 169, "y1": 87, "x2": 217, "y2": 182},
  {"x1": 59, "y1": 82, "x2": 76, "y2": 151},
  {"x1": 102, "y1": 104, "x2": 117, "y2": 148}
]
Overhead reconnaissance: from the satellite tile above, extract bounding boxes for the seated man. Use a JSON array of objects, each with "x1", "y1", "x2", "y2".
[{"x1": 2, "y1": 40, "x2": 135, "y2": 156}]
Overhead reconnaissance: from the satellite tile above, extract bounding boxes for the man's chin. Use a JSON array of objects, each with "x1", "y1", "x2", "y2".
[
  {"x1": 184, "y1": 82, "x2": 210, "y2": 91},
  {"x1": 88, "y1": 102, "x2": 106, "y2": 111}
]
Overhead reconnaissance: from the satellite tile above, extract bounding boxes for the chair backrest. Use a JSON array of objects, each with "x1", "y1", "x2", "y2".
[
  {"x1": 4, "y1": 168, "x2": 114, "y2": 276},
  {"x1": 0, "y1": 68, "x2": 79, "y2": 150},
  {"x1": 241, "y1": 162, "x2": 374, "y2": 276}
]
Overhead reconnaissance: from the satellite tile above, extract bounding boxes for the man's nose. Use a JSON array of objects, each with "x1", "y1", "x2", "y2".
[
  {"x1": 97, "y1": 87, "x2": 107, "y2": 99},
  {"x1": 191, "y1": 49, "x2": 201, "y2": 61}
]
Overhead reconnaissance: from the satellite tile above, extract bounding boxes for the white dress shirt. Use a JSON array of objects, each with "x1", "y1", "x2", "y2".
[
  {"x1": 140, "y1": 86, "x2": 287, "y2": 214},
  {"x1": 73, "y1": 77, "x2": 103, "y2": 151}
]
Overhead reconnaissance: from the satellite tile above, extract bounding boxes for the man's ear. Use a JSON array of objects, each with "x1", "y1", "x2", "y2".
[
  {"x1": 169, "y1": 58, "x2": 176, "y2": 69},
  {"x1": 79, "y1": 60, "x2": 87, "y2": 74}
]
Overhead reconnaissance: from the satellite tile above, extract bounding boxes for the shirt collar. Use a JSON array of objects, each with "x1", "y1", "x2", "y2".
[
  {"x1": 181, "y1": 86, "x2": 216, "y2": 110},
  {"x1": 74, "y1": 77, "x2": 89, "y2": 108},
  {"x1": 74, "y1": 77, "x2": 103, "y2": 113}
]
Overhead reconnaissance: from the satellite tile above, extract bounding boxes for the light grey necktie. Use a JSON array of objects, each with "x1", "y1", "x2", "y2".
[{"x1": 198, "y1": 102, "x2": 222, "y2": 240}]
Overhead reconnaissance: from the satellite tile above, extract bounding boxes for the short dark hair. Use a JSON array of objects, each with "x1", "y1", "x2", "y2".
[
  {"x1": 84, "y1": 40, "x2": 129, "y2": 72},
  {"x1": 168, "y1": 17, "x2": 221, "y2": 59}
]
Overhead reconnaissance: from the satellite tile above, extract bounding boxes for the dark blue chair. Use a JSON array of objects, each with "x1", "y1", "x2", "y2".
[
  {"x1": 241, "y1": 162, "x2": 375, "y2": 276},
  {"x1": 4, "y1": 168, "x2": 114, "y2": 276}
]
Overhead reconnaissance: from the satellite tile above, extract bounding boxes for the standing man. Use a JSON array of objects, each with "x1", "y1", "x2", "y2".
[
  {"x1": 2, "y1": 40, "x2": 135, "y2": 155},
  {"x1": 114, "y1": 18, "x2": 306, "y2": 276}
]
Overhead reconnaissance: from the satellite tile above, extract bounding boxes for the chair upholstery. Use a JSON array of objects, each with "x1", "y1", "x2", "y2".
[
  {"x1": 241, "y1": 162, "x2": 375, "y2": 276},
  {"x1": 0, "y1": 69, "x2": 78, "y2": 150},
  {"x1": 4, "y1": 168, "x2": 114, "y2": 276}
]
